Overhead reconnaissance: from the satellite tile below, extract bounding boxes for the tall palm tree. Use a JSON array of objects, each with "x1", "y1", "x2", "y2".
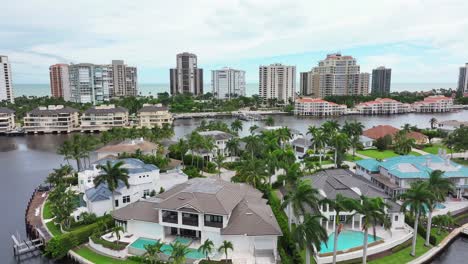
[
  {"x1": 249, "y1": 124, "x2": 259, "y2": 135},
  {"x1": 401, "y1": 123, "x2": 412, "y2": 132},
  {"x1": 265, "y1": 151, "x2": 279, "y2": 184},
  {"x1": 198, "y1": 239, "x2": 214, "y2": 260},
  {"x1": 239, "y1": 158, "x2": 267, "y2": 188},
  {"x1": 442, "y1": 134, "x2": 456, "y2": 158},
  {"x1": 144, "y1": 239, "x2": 164, "y2": 264},
  {"x1": 277, "y1": 162, "x2": 302, "y2": 191},
  {"x1": 292, "y1": 214, "x2": 328, "y2": 264},
  {"x1": 218, "y1": 240, "x2": 233, "y2": 263},
  {"x1": 314, "y1": 130, "x2": 328, "y2": 166},
  {"x1": 230, "y1": 119, "x2": 243, "y2": 135},
  {"x1": 429, "y1": 117, "x2": 438, "y2": 130},
  {"x1": 94, "y1": 160, "x2": 130, "y2": 211},
  {"x1": 226, "y1": 138, "x2": 240, "y2": 157},
  {"x1": 46, "y1": 164, "x2": 74, "y2": 186},
  {"x1": 424, "y1": 170, "x2": 454, "y2": 247},
  {"x1": 330, "y1": 132, "x2": 350, "y2": 167},
  {"x1": 350, "y1": 196, "x2": 391, "y2": 264},
  {"x1": 176, "y1": 138, "x2": 189, "y2": 167},
  {"x1": 321, "y1": 120, "x2": 340, "y2": 135},
  {"x1": 282, "y1": 179, "x2": 321, "y2": 230},
  {"x1": 111, "y1": 225, "x2": 125, "y2": 242},
  {"x1": 342, "y1": 121, "x2": 364, "y2": 157},
  {"x1": 169, "y1": 241, "x2": 190, "y2": 264},
  {"x1": 214, "y1": 154, "x2": 225, "y2": 178},
  {"x1": 322, "y1": 194, "x2": 355, "y2": 264},
  {"x1": 307, "y1": 125, "x2": 320, "y2": 154},
  {"x1": 277, "y1": 127, "x2": 292, "y2": 149},
  {"x1": 243, "y1": 135, "x2": 262, "y2": 158},
  {"x1": 394, "y1": 131, "x2": 416, "y2": 155},
  {"x1": 57, "y1": 140, "x2": 73, "y2": 166},
  {"x1": 400, "y1": 181, "x2": 434, "y2": 256},
  {"x1": 265, "y1": 116, "x2": 275, "y2": 126}
]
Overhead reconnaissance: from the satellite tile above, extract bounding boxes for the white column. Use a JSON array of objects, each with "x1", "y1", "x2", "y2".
[
  {"x1": 352, "y1": 215, "x2": 355, "y2": 230},
  {"x1": 359, "y1": 215, "x2": 362, "y2": 230}
]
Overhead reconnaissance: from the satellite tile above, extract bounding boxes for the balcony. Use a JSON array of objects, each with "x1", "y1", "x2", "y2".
[
  {"x1": 162, "y1": 210, "x2": 178, "y2": 224},
  {"x1": 204, "y1": 214, "x2": 223, "y2": 228},
  {"x1": 182, "y1": 213, "x2": 199, "y2": 227}
]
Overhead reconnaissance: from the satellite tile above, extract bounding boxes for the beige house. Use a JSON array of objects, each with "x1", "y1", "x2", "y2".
[
  {"x1": 138, "y1": 104, "x2": 173, "y2": 128},
  {"x1": 0, "y1": 107, "x2": 15, "y2": 133},
  {"x1": 81, "y1": 105, "x2": 128, "y2": 132},
  {"x1": 23, "y1": 105, "x2": 79, "y2": 134}
]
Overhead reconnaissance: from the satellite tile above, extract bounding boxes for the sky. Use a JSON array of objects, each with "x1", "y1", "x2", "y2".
[{"x1": 1, "y1": 0, "x2": 467, "y2": 84}]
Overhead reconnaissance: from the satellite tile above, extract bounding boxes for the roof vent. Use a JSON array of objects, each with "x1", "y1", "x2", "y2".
[{"x1": 178, "y1": 197, "x2": 185, "y2": 200}]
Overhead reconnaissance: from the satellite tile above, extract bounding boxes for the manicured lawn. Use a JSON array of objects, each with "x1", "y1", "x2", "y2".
[
  {"x1": 74, "y1": 246, "x2": 139, "y2": 264},
  {"x1": 345, "y1": 154, "x2": 363, "y2": 161},
  {"x1": 431, "y1": 228, "x2": 449, "y2": 244},
  {"x1": 42, "y1": 200, "x2": 53, "y2": 219},
  {"x1": 45, "y1": 221, "x2": 63, "y2": 237},
  {"x1": 369, "y1": 235, "x2": 430, "y2": 264},
  {"x1": 409, "y1": 151, "x2": 422, "y2": 156},
  {"x1": 422, "y1": 144, "x2": 449, "y2": 155},
  {"x1": 357, "y1": 150, "x2": 399, "y2": 159},
  {"x1": 453, "y1": 158, "x2": 468, "y2": 166}
]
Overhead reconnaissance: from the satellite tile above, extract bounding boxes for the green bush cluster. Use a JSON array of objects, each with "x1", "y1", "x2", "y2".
[
  {"x1": 45, "y1": 215, "x2": 114, "y2": 259},
  {"x1": 405, "y1": 215, "x2": 437, "y2": 245},
  {"x1": 90, "y1": 235, "x2": 128, "y2": 250}
]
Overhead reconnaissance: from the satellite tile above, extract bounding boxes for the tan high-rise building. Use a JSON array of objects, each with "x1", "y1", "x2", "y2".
[
  {"x1": 300, "y1": 53, "x2": 369, "y2": 97},
  {"x1": 0, "y1": 55, "x2": 14, "y2": 103},
  {"x1": 259, "y1": 63, "x2": 296, "y2": 102},
  {"x1": 111, "y1": 60, "x2": 138, "y2": 97},
  {"x1": 49, "y1": 64, "x2": 71, "y2": 100},
  {"x1": 170, "y1": 52, "x2": 203, "y2": 95}
]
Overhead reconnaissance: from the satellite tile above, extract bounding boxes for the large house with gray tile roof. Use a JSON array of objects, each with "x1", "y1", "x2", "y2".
[
  {"x1": 80, "y1": 104, "x2": 129, "y2": 132},
  {"x1": 112, "y1": 178, "x2": 282, "y2": 263},
  {"x1": 23, "y1": 105, "x2": 79, "y2": 133}
]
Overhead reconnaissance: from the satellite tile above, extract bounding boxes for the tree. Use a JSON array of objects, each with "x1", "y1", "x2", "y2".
[
  {"x1": 400, "y1": 181, "x2": 434, "y2": 256},
  {"x1": 214, "y1": 154, "x2": 225, "y2": 178},
  {"x1": 169, "y1": 241, "x2": 190, "y2": 264},
  {"x1": 402, "y1": 123, "x2": 412, "y2": 132},
  {"x1": 313, "y1": 130, "x2": 328, "y2": 166},
  {"x1": 451, "y1": 126, "x2": 468, "y2": 153},
  {"x1": 424, "y1": 170, "x2": 454, "y2": 247},
  {"x1": 249, "y1": 124, "x2": 259, "y2": 135},
  {"x1": 330, "y1": 132, "x2": 350, "y2": 167},
  {"x1": 350, "y1": 196, "x2": 391, "y2": 264},
  {"x1": 218, "y1": 240, "x2": 233, "y2": 263},
  {"x1": 375, "y1": 135, "x2": 392, "y2": 151},
  {"x1": 321, "y1": 120, "x2": 340, "y2": 135},
  {"x1": 282, "y1": 179, "x2": 321, "y2": 230},
  {"x1": 430, "y1": 117, "x2": 438, "y2": 129},
  {"x1": 57, "y1": 134, "x2": 88, "y2": 171},
  {"x1": 198, "y1": 239, "x2": 214, "y2": 260},
  {"x1": 342, "y1": 121, "x2": 364, "y2": 157},
  {"x1": 322, "y1": 194, "x2": 355, "y2": 264},
  {"x1": 49, "y1": 184, "x2": 77, "y2": 229},
  {"x1": 277, "y1": 127, "x2": 292, "y2": 149},
  {"x1": 243, "y1": 135, "x2": 262, "y2": 158},
  {"x1": 265, "y1": 116, "x2": 275, "y2": 126},
  {"x1": 144, "y1": 240, "x2": 164, "y2": 264},
  {"x1": 292, "y1": 214, "x2": 328, "y2": 264},
  {"x1": 230, "y1": 119, "x2": 243, "y2": 135},
  {"x1": 226, "y1": 138, "x2": 240, "y2": 158},
  {"x1": 394, "y1": 131, "x2": 415, "y2": 155},
  {"x1": 46, "y1": 164, "x2": 74, "y2": 186},
  {"x1": 277, "y1": 162, "x2": 303, "y2": 191},
  {"x1": 442, "y1": 133, "x2": 456, "y2": 158},
  {"x1": 307, "y1": 125, "x2": 320, "y2": 154},
  {"x1": 111, "y1": 225, "x2": 125, "y2": 242},
  {"x1": 93, "y1": 161, "x2": 130, "y2": 211},
  {"x1": 238, "y1": 158, "x2": 267, "y2": 188}
]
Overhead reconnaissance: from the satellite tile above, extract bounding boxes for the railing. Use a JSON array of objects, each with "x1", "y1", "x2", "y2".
[
  {"x1": 182, "y1": 217, "x2": 199, "y2": 227},
  {"x1": 162, "y1": 215, "x2": 178, "y2": 224},
  {"x1": 204, "y1": 221, "x2": 223, "y2": 228}
]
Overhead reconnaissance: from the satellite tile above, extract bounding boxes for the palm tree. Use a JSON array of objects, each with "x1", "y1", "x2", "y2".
[
  {"x1": 265, "y1": 151, "x2": 279, "y2": 184},
  {"x1": 394, "y1": 131, "x2": 415, "y2": 155},
  {"x1": 442, "y1": 134, "x2": 456, "y2": 158},
  {"x1": 429, "y1": 117, "x2": 438, "y2": 130},
  {"x1": 424, "y1": 170, "x2": 454, "y2": 247},
  {"x1": 402, "y1": 123, "x2": 412, "y2": 132},
  {"x1": 57, "y1": 140, "x2": 73, "y2": 166},
  {"x1": 169, "y1": 241, "x2": 190, "y2": 264},
  {"x1": 277, "y1": 127, "x2": 292, "y2": 149},
  {"x1": 94, "y1": 160, "x2": 130, "y2": 211},
  {"x1": 350, "y1": 196, "x2": 391, "y2": 264},
  {"x1": 46, "y1": 164, "x2": 74, "y2": 186},
  {"x1": 218, "y1": 240, "x2": 233, "y2": 263},
  {"x1": 313, "y1": 130, "x2": 328, "y2": 166},
  {"x1": 249, "y1": 124, "x2": 259, "y2": 135},
  {"x1": 198, "y1": 239, "x2": 214, "y2": 260},
  {"x1": 277, "y1": 162, "x2": 303, "y2": 191},
  {"x1": 144, "y1": 239, "x2": 164, "y2": 264},
  {"x1": 292, "y1": 214, "x2": 328, "y2": 264},
  {"x1": 239, "y1": 158, "x2": 267, "y2": 188},
  {"x1": 400, "y1": 181, "x2": 435, "y2": 256},
  {"x1": 214, "y1": 154, "x2": 225, "y2": 178},
  {"x1": 176, "y1": 138, "x2": 189, "y2": 167},
  {"x1": 282, "y1": 179, "x2": 321, "y2": 230},
  {"x1": 230, "y1": 119, "x2": 243, "y2": 135},
  {"x1": 321, "y1": 120, "x2": 340, "y2": 135},
  {"x1": 111, "y1": 225, "x2": 124, "y2": 242},
  {"x1": 243, "y1": 135, "x2": 262, "y2": 158},
  {"x1": 330, "y1": 132, "x2": 350, "y2": 167},
  {"x1": 265, "y1": 116, "x2": 275, "y2": 126},
  {"x1": 342, "y1": 121, "x2": 364, "y2": 157},
  {"x1": 322, "y1": 194, "x2": 355, "y2": 264},
  {"x1": 307, "y1": 125, "x2": 320, "y2": 154},
  {"x1": 226, "y1": 138, "x2": 240, "y2": 157}
]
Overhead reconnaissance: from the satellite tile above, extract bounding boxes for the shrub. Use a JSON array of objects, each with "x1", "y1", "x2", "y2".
[
  {"x1": 405, "y1": 214, "x2": 437, "y2": 245},
  {"x1": 90, "y1": 235, "x2": 128, "y2": 250},
  {"x1": 375, "y1": 135, "x2": 392, "y2": 151},
  {"x1": 183, "y1": 166, "x2": 203, "y2": 178}
]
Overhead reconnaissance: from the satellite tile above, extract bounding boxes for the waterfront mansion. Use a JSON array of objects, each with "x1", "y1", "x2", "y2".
[
  {"x1": 76, "y1": 158, "x2": 188, "y2": 218},
  {"x1": 356, "y1": 154, "x2": 468, "y2": 198},
  {"x1": 187, "y1": 130, "x2": 234, "y2": 162},
  {"x1": 111, "y1": 178, "x2": 282, "y2": 263}
]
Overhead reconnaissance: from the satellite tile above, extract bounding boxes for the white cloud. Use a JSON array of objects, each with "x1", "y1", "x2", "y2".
[{"x1": 1, "y1": 0, "x2": 468, "y2": 83}]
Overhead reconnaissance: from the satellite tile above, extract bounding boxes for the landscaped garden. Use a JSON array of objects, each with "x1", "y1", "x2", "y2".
[
  {"x1": 369, "y1": 235, "x2": 430, "y2": 264},
  {"x1": 74, "y1": 246, "x2": 139, "y2": 264}
]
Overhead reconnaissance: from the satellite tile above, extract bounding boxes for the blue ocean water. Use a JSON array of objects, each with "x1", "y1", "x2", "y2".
[{"x1": 12, "y1": 83, "x2": 456, "y2": 97}]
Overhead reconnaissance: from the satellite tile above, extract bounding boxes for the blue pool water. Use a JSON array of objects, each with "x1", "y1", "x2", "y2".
[
  {"x1": 130, "y1": 237, "x2": 205, "y2": 259},
  {"x1": 319, "y1": 230, "x2": 382, "y2": 254}
]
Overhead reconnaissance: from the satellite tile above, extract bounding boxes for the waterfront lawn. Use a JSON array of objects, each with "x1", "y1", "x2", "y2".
[
  {"x1": 431, "y1": 228, "x2": 450, "y2": 244},
  {"x1": 43, "y1": 200, "x2": 53, "y2": 219},
  {"x1": 74, "y1": 246, "x2": 139, "y2": 264},
  {"x1": 357, "y1": 150, "x2": 399, "y2": 159},
  {"x1": 369, "y1": 235, "x2": 430, "y2": 264},
  {"x1": 453, "y1": 158, "x2": 468, "y2": 166},
  {"x1": 422, "y1": 144, "x2": 449, "y2": 155},
  {"x1": 46, "y1": 221, "x2": 63, "y2": 237}
]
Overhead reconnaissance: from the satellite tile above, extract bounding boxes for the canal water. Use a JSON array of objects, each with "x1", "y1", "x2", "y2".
[{"x1": 1, "y1": 111, "x2": 468, "y2": 263}]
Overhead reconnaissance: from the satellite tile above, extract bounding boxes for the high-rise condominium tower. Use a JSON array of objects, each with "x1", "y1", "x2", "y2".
[
  {"x1": 259, "y1": 63, "x2": 296, "y2": 102},
  {"x1": 170, "y1": 52, "x2": 203, "y2": 95},
  {"x1": 211, "y1": 67, "x2": 246, "y2": 99},
  {"x1": 458, "y1": 63, "x2": 468, "y2": 94},
  {"x1": 69, "y1": 63, "x2": 112, "y2": 104},
  {"x1": 0, "y1": 55, "x2": 14, "y2": 103},
  {"x1": 50, "y1": 64, "x2": 71, "y2": 100},
  {"x1": 111, "y1": 60, "x2": 138, "y2": 97},
  {"x1": 371, "y1": 66, "x2": 392, "y2": 96},
  {"x1": 300, "y1": 53, "x2": 369, "y2": 97}
]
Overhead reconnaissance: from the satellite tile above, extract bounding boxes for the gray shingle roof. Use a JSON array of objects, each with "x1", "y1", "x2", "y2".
[
  {"x1": 292, "y1": 137, "x2": 311, "y2": 147},
  {"x1": 112, "y1": 201, "x2": 159, "y2": 223},
  {"x1": 28, "y1": 106, "x2": 78, "y2": 115},
  {"x1": 85, "y1": 183, "x2": 122, "y2": 202},
  {"x1": 138, "y1": 105, "x2": 168, "y2": 113},
  {"x1": 84, "y1": 106, "x2": 128, "y2": 114},
  {"x1": 91, "y1": 158, "x2": 159, "y2": 174},
  {"x1": 0, "y1": 107, "x2": 14, "y2": 114},
  {"x1": 197, "y1": 131, "x2": 233, "y2": 141}
]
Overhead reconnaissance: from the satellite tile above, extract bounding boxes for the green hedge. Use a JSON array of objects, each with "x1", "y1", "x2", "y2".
[
  {"x1": 45, "y1": 215, "x2": 114, "y2": 259},
  {"x1": 405, "y1": 214, "x2": 437, "y2": 245},
  {"x1": 90, "y1": 235, "x2": 128, "y2": 250}
]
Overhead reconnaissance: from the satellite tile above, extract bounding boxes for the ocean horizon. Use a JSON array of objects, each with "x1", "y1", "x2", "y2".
[{"x1": 12, "y1": 83, "x2": 457, "y2": 98}]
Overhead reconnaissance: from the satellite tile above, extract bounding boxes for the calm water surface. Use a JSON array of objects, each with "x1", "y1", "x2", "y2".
[{"x1": 1, "y1": 111, "x2": 468, "y2": 263}]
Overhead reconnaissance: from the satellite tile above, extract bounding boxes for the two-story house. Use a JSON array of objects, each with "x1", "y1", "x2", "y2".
[
  {"x1": 138, "y1": 104, "x2": 173, "y2": 128},
  {"x1": 80, "y1": 104, "x2": 129, "y2": 132},
  {"x1": 112, "y1": 178, "x2": 282, "y2": 263},
  {"x1": 188, "y1": 130, "x2": 234, "y2": 162}
]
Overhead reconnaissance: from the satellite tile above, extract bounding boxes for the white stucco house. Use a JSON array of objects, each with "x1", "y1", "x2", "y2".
[
  {"x1": 187, "y1": 130, "x2": 234, "y2": 162},
  {"x1": 76, "y1": 158, "x2": 188, "y2": 218},
  {"x1": 111, "y1": 178, "x2": 282, "y2": 263},
  {"x1": 359, "y1": 135, "x2": 374, "y2": 149}
]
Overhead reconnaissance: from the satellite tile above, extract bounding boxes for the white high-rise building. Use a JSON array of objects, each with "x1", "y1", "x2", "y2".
[
  {"x1": 211, "y1": 67, "x2": 245, "y2": 99},
  {"x1": 458, "y1": 63, "x2": 468, "y2": 94},
  {"x1": 300, "y1": 53, "x2": 369, "y2": 97},
  {"x1": 69, "y1": 63, "x2": 112, "y2": 104},
  {"x1": 259, "y1": 63, "x2": 296, "y2": 102},
  {"x1": 0, "y1": 56, "x2": 14, "y2": 103}
]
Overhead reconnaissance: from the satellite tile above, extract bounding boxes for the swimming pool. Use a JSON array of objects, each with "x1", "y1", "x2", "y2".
[
  {"x1": 129, "y1": 237, "x2": 205, "y2": 259},
  {"x1": 319, "y1": 230, "x2": 382, "y2": 254}
]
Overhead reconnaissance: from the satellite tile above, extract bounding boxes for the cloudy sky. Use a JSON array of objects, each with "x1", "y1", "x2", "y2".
[{"x1": 1, "y1": 0, "x2": 467, "y2": 84}]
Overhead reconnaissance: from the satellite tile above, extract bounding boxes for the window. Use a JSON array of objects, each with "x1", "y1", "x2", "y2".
[
  {"x1": 329, "y1": 215, "x2": 334, "y2": 221},
  {"x1": 394, "y1": 215, "x2": 399, "y2": 222},
  {"x1": 123, "y1": 195, "x2": 130, "y2": 203},
  {"x1": 339, "y1": 215, "x2": 346, "y2": 222},
  {"x1": 115, "y1": 199, "x2": 119, "y2": 207},
  {"x1": 143, "y1": 189, "x2": 150, "y2": 197},
  {"x1": 204, "y1": 214, "x2": 223, "y2": 228}
]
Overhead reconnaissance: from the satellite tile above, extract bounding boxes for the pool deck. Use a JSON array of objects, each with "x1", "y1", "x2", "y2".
[
  {"x1": 315, "y1": 225, "x2": 413, "y2": 264},
  {"x1": 432, "y1": 199, "x2": 468, "y2": 217}
]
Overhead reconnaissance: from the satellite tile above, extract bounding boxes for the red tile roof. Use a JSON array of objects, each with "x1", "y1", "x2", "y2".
[{"x1": 363, "y1": 125, "x2": 399, "y2": 140}]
